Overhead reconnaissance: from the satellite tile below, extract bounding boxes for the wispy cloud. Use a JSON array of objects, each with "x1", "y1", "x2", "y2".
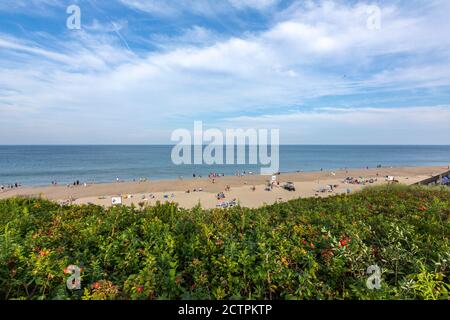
[
  {"x1": 223, "y1": 106, "x2": 450, "y2": 144},
  {"x1": 0, "y1": 0, "x2": 64, "y2": 15},
  {"x1": 118, "y1": 0, "x2": 279, "y2": 16},
  {"x1": 0, "y1": 0, "x2": 449, "y2": 144}
]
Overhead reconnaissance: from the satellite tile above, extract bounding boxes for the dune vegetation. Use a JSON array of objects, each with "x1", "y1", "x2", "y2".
[{"x1": 0, "y1": 185, "x2": 449, "y2": 300}]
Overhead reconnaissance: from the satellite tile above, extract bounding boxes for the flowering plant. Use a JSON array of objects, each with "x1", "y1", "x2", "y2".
[{"x1": 0, "y1": 185, "x2": 448, "y2": 300}]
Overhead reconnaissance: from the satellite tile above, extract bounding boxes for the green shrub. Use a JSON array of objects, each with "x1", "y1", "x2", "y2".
[{"x1": 0, "y1": 185, "x2": 448, "y2": 300}]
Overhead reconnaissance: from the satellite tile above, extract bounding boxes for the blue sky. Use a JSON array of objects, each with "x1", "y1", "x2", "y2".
[{"x1": 0, "y1": 0, "x2": 449, "y2": 144}]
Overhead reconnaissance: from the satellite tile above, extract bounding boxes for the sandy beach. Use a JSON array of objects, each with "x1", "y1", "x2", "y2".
[{"x1": 1, "y1": 166, "x2": 448, "y2": 209}]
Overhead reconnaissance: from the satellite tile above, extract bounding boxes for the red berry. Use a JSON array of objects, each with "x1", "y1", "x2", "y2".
[
  {"x1": 339, "y1": 238, "x2": 349, "y2": 247},
  {"x1": 39, "y1": 250, "x2": 48, "y2": 257}
]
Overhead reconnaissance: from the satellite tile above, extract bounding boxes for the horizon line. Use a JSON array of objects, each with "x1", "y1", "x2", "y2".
[{"x1": 1, "y1": 144, "x2": 450, "y2": 147}]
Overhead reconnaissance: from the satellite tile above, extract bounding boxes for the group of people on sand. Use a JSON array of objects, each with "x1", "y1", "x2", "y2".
[
  {"x1": 208, "y1": 172, "x2": 225, "y2": 178},
  {"x1": 191, "y1": 172, "x2": 226, "y2": 179},
  {"x1": 215, "y1": 190, "x2": 238, "y2": 208},
  {"x1": 73, "y1": 180, "x2": 81, "y2": 186},
  {"x1": 343, "y1": 177, "x2": 377, "y2": 185},
  {"x1": 0, "y1": 182, "x2": 21, "y2": 192},
  {"x1": 64, "y1": 180, "x2": 87, "y2": 188},
  {"x1": 185, "y1": 187, "x2": 203, "y2": 193},
  {"x1": 234, "y1": 170, "x2": 255, "y2": 177},
  {"x1": 160, "y1": 171, "x2": 258, "y2": 182}
]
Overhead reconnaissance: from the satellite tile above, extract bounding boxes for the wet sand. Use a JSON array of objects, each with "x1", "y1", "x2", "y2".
[{"x1": 0, "y1": 166, "x2": 448, "y2": 209}]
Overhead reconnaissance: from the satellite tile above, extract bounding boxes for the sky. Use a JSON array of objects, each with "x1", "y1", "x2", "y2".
[{"x1": 0, "y1": 0, "x2": 449, "y2": 144}]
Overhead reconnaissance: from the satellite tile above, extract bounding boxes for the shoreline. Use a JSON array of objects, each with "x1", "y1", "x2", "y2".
[
  {"x1": 1, "y1": 165, "x2": 448, "y2": 209},
  {"x1": 1, "y1": 163, "x2": 447, "y2": 188}
]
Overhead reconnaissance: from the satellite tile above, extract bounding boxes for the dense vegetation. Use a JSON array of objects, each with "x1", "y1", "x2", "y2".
[{"x1": 0, "y1": 185, "x2": 449, "y2": 300}]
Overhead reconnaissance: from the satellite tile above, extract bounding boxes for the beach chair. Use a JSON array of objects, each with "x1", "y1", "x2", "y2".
[
  {"x1": 216, "y1": 202, "x2": 229, "y2": 209},
  {"x1": 229, "y1": 200, "x2": 238, "y2": 207}
]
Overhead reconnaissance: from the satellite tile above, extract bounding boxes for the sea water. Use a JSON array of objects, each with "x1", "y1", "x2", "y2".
[{"x1": 0, "y1": 145, "x2": 449, "y2": 186}]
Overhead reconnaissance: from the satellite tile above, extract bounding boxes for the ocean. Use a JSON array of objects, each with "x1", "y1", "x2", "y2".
[{"x1": 0, "y1": 145, "x2": 449, "y2": 186}]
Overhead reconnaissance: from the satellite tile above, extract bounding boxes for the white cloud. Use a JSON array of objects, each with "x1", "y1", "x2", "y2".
[
  {"x1": 228, "y1": 0, "x2": 278, "y2": 10},
  {"x1": 0, "y1": 0, "x2": 63, "y2": 15},
  {"x1": 1, "y1": 1, "x2": 450, "y2": 143},
  {"x1": 0, "y1": 36, "x2": 71, "y2": 64},
  {"x1": 118, "y1": 0, "x2": 221, "y2": 16},
  {"x1": 226, "y1": 106, "x2": 450, "y2": 124},
  {"x1": 223, "y1": 106, "x2": 450, "y2": 144},
  {"x1": 150, "y1": 26, "x2": 222, "y2": 48}
]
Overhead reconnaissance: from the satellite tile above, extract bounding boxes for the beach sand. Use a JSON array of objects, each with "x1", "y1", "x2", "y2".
[{"x1": 0, "y1": 166, "x2": 448, "y2": 209}]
